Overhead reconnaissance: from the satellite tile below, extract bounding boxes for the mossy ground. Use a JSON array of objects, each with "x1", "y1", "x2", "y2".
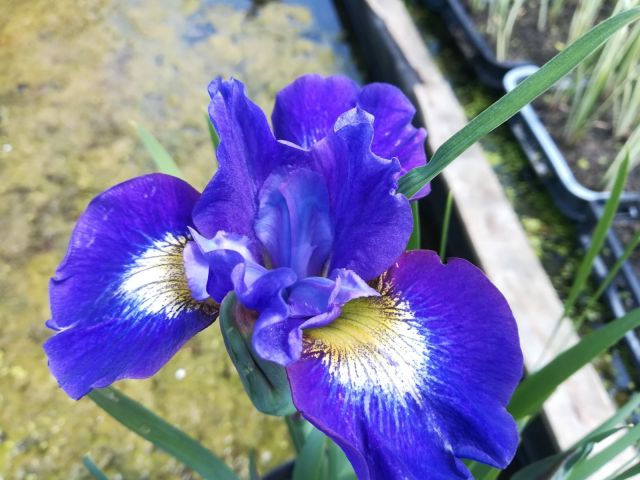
[{"x1": 0, "y1": 1, "x2": 358, "y2": 478}]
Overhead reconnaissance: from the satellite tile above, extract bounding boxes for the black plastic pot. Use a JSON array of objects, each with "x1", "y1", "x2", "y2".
[
  {"x1": 503, "y1": 66, "x2": 640, "y2": 222},
  {"x1": 420, "y1": 0, "x2": 528, "y2": 89}
]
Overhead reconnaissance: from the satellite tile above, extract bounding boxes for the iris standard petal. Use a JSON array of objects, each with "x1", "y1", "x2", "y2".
[
  {"x1": 311, "y1": 108, "x2": 413, "y2": 280},
  {"x1": 357, "y1": 83, "x2": 427, "y2": 174},
  {"x1": 272, "y1": 74, "x2": 360, "y2": 148},
  {"x1": 45, "y1": 174, "x2": 217, "y2": 399},
  {"x1": 272, "y1": 75, "x2": 428, "y2": 195},
  {"x1": 254, "y1": 167, "x2": 333, "y2": 278},
  {"x1": 193, "y1": 78, "x2": 308, "y2": 253},
  {"x1": 287, "y1": 250, "x2": 522, "y2": 480},
  {"x1": 357, "y1": 83, "x2": 429, "y2": 199}
]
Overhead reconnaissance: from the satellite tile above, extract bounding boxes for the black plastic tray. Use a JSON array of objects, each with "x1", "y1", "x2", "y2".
[
  {"x1": 420, "y1": 0, "x2": 640, "y2": 405},
  {"x1": 583, "y1": 201, "x2": 640, "y2": 391},
  {"x1": 504, "y1": 66, "x2": 640, "y2": 222},
  {"x1": 421, "y1": 0, "x2": 528, "y2": 89},
  {"x1": 421, "y1": 1, "x2": 640, "y2": 218}
]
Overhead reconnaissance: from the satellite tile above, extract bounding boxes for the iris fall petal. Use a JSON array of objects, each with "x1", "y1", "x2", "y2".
[
  {"x1": 45, "y1": 174, "x2": 217, "y2": 399},
  {"x1": 287, "y1": 250, "x2": 522, "y2": 480}
]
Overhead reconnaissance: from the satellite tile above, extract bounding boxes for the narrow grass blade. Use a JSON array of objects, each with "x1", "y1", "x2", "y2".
[
  {"x1": 83, "y1": 456, "x2": 109, "y2": 480},
  {"x1": 439, "y1": 191, "x2": 454, "y2": 261},
  {"x1": 398, "y1": 8, "x2": 640, "y2": 197},
  {"x1": 292, "y1": 427, "x2": 329, "y2": 480},
  {"x1": 511, "y1": 427, "x2": 626, "y2": 480},
  {"x1": 133, "y1": 122, "x2": 183, "y2": 178},
  {"x1": 248, "y1": 450, "x2": 258, "y2": 480},
  {"x1": 508, "y1": 307, "x2": 640, "y2": 421},
  {"x1": 611, "y1": 462, "x2": 640, "y2": 480},
  {"x1": 88, "y1": 388, "x2": 238, "y2": 480},
  {"x1": 563, "y1": 155, "x2": 629, "y2": 317},
  {"x1": 406, "y1": 202, "x2": 421, "y2": 250},
  {"x1": 537, "y1": 155, "x2": 629, "y2": 364},
  {"x1": 587, "y1": 393, "x2": 640, "y2": 441},
  {"x1": 566, "y1": 423, "x2": 640, "y2": 480}
]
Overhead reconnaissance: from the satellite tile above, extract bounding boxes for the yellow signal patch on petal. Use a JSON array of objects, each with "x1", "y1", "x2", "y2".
[{"x1": 303, "y1": 287, "x2": 430, "y2": 407}]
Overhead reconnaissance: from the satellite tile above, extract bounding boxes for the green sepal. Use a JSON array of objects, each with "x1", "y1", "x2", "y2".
[
  {"x1": 132, "y1": 121, "x2": 183, "y2": 179},
  {"x1": 219, "y1": 293, "x2": 296, "y2": 416}
]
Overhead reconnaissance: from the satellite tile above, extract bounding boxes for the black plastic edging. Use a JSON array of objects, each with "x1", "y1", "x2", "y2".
[{"x1": 421, "y1": 0, "x2": 528, "y2": 89}]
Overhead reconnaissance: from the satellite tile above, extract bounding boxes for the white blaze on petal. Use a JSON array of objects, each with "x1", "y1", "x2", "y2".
[
  {"x1": 304, "y1": 295, "x2": 430, "y2": 409},
  {"x1": 117, "y1": 232, "x2": 202, "y2": 319}
]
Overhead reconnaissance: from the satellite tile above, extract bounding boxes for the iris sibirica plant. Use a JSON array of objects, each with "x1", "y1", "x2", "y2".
[{"x1": 44, "y1": 75, "x2": 523, "y2": 479}]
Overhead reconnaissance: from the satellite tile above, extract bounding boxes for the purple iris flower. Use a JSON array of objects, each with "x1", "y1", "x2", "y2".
[{"x1": 44, "y1": 74, "x2": 522, "y2": 479}]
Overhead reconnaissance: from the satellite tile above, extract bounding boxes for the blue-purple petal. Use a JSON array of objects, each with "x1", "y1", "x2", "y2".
[
  {"x1": 252, "y1": 269, "x2": 377, "y2": 366},
  {"x1": 310, "y1": 108, "x2": 413, "y2": 280},
  {"x1": 193, "y1": 78, "x2": 307, "y2": 255},
  {"x1": 272, "y1": 74, "x2": 360, "y2": 148},
  {"x1": 46, "y1": 174, "x2": 217, "y2": 399},
  {"x1": 251, "y1": 300, "x2": 306, "y2": 367},
  {"x1": 232, "y1": 263, "x2": 297, "y2": 312},
  {"x1": 183, "y1": 242, "x2": 210, "y2": 301},
  {"x1": 184, "y1": 228, "x2": 256, "y2": 303},
  {"x1": 287, "y1": 250, "x2": 522, "y2": 480},
  {"x1": 357, "y1": 83, "x2": 429, "y2": 198},
  {"x1": 272, "y1": 74, "x2": 428, "y2": 196},
  {"x1": 254, "y1": 168, "x2": 333, "y2": 278},
  {"x1": 357, "y1": 83, "x2": 427, "y2": 173}
]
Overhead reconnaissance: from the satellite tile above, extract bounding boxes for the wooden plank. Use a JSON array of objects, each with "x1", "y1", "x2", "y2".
[{"x1": 356, "y1": 0, "x2": 633, "y2": 475}]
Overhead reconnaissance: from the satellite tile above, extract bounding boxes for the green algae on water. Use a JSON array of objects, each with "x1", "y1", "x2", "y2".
[{"x1": 0, "y1": 1, "x2": 359, "y2": 478}]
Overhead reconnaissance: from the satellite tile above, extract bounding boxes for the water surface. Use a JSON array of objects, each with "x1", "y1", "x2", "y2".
[{"x1": 0, "y1": 1, "x2": 358, "y2": 477}]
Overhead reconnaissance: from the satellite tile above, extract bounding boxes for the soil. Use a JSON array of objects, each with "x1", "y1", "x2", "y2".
[
  {"x1": 533, "y1": 95, "x2": 636, "y2": 191},
  {"x1": 461, "y1": 0, "x2": 614, "y2": 65},
  {"x1": 458, "y1": 0, "x2": 636, "y2": 192},
  {"x1": 461, "y1": 0, "x2": 565, "y2": 64}
]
